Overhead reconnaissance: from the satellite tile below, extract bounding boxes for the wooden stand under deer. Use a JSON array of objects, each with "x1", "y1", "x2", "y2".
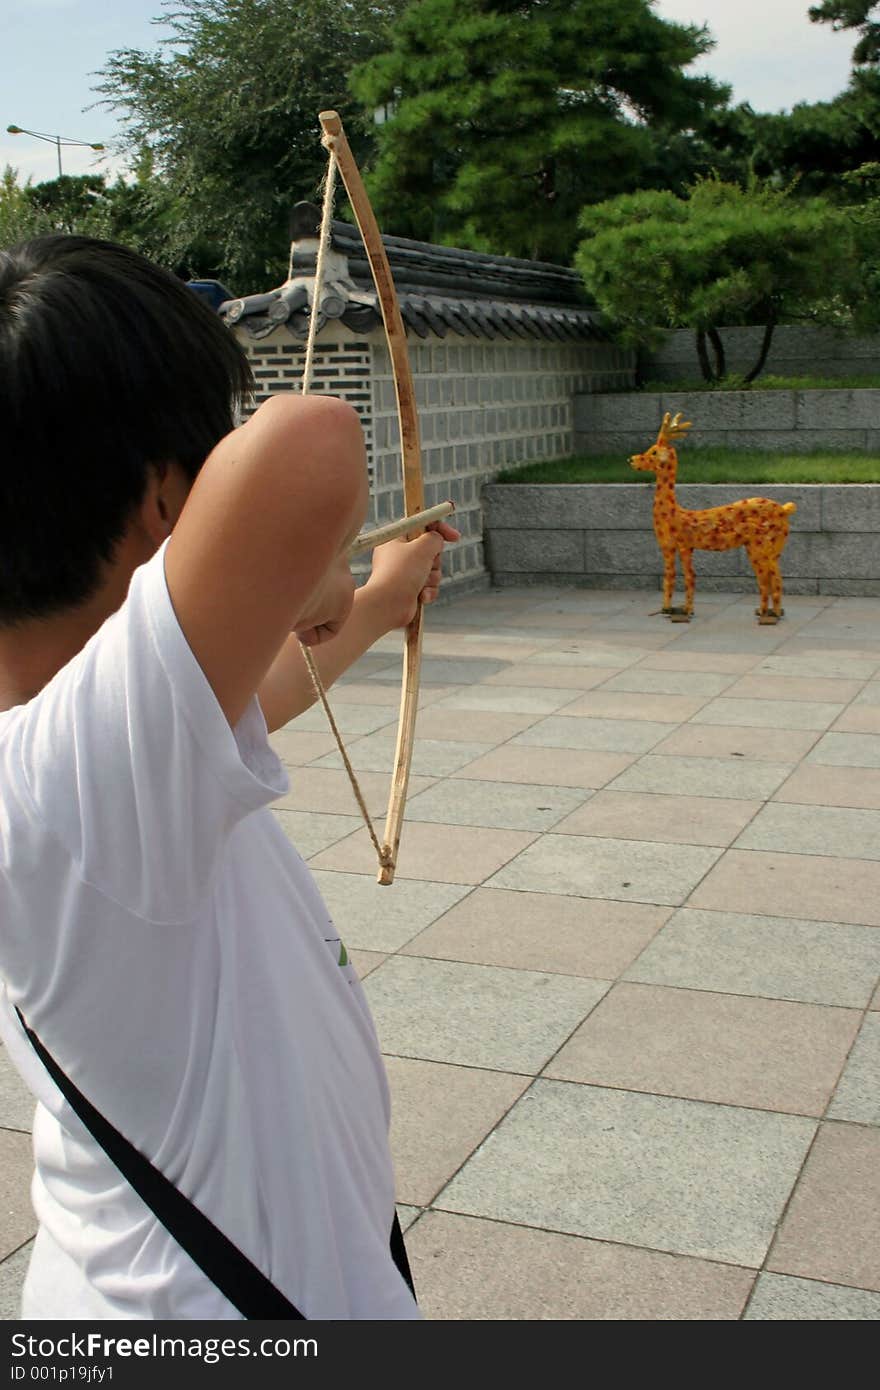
[{"x1": 630, "y1": 413, "x2": 797, "y2": 625}]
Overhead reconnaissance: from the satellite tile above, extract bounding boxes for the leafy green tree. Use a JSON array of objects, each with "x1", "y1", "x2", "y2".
[
  {"x1": 810, "y1": 1, "x2": 880, "y2": 64},
  {"x1": 96, "y1": 0, "x2": 405, "y2": 291},
  {"x1": 575, "y1": 179, "x2": 854, "y2": 382},
  {"x1": 350, "y1": 0, "x2": 729, "y2": 262},
  {"x1": 0, "y1": 167, "x2": 52, "y2": 248}
]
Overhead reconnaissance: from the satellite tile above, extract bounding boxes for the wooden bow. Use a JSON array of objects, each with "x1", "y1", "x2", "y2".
[{"x1": 318, "y1": 110, "x2": 425, "y2": 886}]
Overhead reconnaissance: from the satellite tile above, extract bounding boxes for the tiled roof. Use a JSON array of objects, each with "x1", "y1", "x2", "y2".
[{"x1": 220, "y1": 204, "x2": 603, "y2": 343}]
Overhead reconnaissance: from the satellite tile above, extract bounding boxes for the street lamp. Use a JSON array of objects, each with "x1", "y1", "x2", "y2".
[{"x1": 7, "y1": 124, "x2": 105, "y2": 179}]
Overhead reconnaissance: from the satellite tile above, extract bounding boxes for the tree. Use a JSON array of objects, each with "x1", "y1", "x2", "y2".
[
  {"x1": 575, "y1": 179, "x2": 854, "y2": 383},
  {"x1": 0, "y1": 167, "x2": 52, "y2": 248},
  {"x1": 97, "y1": 0, "x2": 405, "y2": 291},
  {"x1": 350, "y1": 0, "x2": 729, "y2": 262},
  {"x1": 810, "y1": 1, "x2": 880, "y2": 65}
]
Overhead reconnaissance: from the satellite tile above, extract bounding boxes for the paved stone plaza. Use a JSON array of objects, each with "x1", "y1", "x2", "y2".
[{"x1": 2, "y1": 585, "x2": 879, "y2": 1319}]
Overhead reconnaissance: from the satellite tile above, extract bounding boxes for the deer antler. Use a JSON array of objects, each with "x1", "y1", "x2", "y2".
[{"x1": 656, "y1": 411, "x2": 692, "y2": 447}]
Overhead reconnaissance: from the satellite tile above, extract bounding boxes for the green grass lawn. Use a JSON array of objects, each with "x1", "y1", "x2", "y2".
[{"x1": 496, "y1": 448, "x2": 880, "y2": 486}]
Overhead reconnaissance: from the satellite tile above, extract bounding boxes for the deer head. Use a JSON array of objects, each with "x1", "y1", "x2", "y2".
[{"x1": 630, "y1": 411, "x2": 693, "y2": 473}]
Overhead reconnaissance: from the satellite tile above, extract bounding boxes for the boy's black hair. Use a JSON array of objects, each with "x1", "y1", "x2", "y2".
[{"x1": 0, "y1": 235, "x2": 254, "y2": 623}]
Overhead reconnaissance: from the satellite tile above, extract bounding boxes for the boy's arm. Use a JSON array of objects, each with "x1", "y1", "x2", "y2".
[
  {"x1": 164, "y1": 395, "x2": 367, "y2": 729},
  {"x1": 258, "y1": 521, "x2": 458, "y2": 733}
]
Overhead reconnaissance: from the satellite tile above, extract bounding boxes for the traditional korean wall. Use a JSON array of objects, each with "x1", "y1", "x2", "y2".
[{"x1": 235, "y1": 323, "x2": 635, "y2": 589}]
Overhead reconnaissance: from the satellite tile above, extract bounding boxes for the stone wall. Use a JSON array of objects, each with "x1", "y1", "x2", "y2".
[
  {"x1": 483, "y1": 483, "x2": 880, "y2": 596},
  {"x1": 573, "y1": 388, "x2": 880, "y2": 457},
  {"x1": 642, "y1": 325, "x2": 880, "y2": 383},
  {"x1": 235, "y1": 323, "x2": 635, "y2": 589}
]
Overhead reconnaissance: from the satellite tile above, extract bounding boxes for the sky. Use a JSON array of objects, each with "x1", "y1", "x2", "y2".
[{"x1": 2, "y1": 0, "x2": 860, "y2": 186}]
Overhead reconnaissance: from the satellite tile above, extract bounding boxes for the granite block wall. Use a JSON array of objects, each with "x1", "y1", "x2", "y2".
[
  {"x1": 236, "y1": 324, "x2": 636, "y2": 589},
  {"x1": 483, "y1": 483, "x2": 880, "y2": 596},
  {"x1": 573, "y1": 388, "x2": 880, "y2": 455}
]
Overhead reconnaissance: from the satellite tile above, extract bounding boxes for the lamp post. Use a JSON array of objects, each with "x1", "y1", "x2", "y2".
[{"x1": 6, "y1": 124, "x2": 105, "y2": 179}]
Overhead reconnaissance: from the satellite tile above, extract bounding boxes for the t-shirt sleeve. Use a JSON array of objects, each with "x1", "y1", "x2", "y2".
[{"x1": 17, "y1": 542, "x2": 289, "y2": 924}]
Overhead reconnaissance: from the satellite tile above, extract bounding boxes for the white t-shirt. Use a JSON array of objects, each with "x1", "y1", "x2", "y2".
[{"x1": 0, "y1": 544, "x2": 418, "y2": 1320}]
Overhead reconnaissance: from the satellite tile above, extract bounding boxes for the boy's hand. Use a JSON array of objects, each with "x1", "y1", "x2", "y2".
[{"x1": 366, "y1": 519, "x2": 460, "y2": 630}]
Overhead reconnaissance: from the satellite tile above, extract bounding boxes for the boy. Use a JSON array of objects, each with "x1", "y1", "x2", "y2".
[{"x1": 0, "y1": 234, "x2": 457, "y2": 1319}]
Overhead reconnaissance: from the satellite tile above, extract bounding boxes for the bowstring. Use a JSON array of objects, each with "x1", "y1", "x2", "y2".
[{"x1": 297, "y1": 139, "x2": 392, "y2": 871}]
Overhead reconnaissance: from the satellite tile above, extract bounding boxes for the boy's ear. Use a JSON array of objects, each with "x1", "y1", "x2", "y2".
[{"x1": 142, "y1": 462, "x2": 191, "y2": 543}]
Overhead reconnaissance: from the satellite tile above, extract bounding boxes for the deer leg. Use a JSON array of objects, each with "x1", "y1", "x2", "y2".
[
  {"x1": 661, "y1": 551, "x2": 677, "y2": 613},
  {"x1": 770, "y1": 560, "x2": 784, "y2": 618},
  {"x1": 681, "y1": 550, "x2": 696, "y2": 614},
  {"x1": 748, "y1": 548, "x2": 777, "y2": 623}
]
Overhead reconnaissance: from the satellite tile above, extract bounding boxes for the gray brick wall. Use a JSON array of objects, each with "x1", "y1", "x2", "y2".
[
  {"x1": 574, "y1": 388, "x2": 880, "y2": 455},
  {"x1": 483, "y1": 483, "x2": 880, "y2": 596},
  {"x1": 642, "y1": 326, "x2": 880, "y2": 383},
  {"x1": 235, "y1": 323, "x2": 635, "y2": 588}
]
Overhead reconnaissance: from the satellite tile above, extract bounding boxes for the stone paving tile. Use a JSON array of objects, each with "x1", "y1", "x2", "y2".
[
  {"x1": 872, "y1": 981, "x2": 880, "y2": 1010},
  {"x1": 768, "y1": 1123, "x2": 880, "y2": 1292},
  {"x1": 310, "y1": 823, "x2": 537, "y2": 886},
  {"x1": 431, "y1": 686, "x2": 581, "y2": 715},
  {"x1": 546, "y1": 982, "x2": 860, "y2": 1116},
  {"x1": 744, "y1": 1272, "x2": 880, "y2": 1320},
  {"x1": 567, "y1": 628, "x2": 677, "y2": 650},
  {"x1": 423, "y1": 635, "x2": 548, "y2": 663},
  {"x1": 0, "y1": 1132, "x2": 36, "y2": 1261},
  {"x1": 281, "y1": 704, "x2": 396, "y2": 737},
  {"x1": 514, "y1": 716, "x2": 677, "y2": 755},
  {"x1": 555, "y1": 690, "x2": 710, "y2": 723},
  {"x1": 349, "y1": 948, "x2": 388, "y2": 979},
  {"x1": 826, "y1": 1014, "x2": 880, "y2": 1125},
  {"x1": 274, "y1": 767, "x2": 437, "y2": 817},
  {"x1": 363, "y1": 958, "x2": 609, "y2": 1073},
  {"x1": 651, "y1": 724, "x2": 821, "y2": 763},
  {"x1": 401, "y1": 888, "x2": 669, "y2": 978},
  {"x1": 411, "y1": 707, "x2": 542, "y2": 743},
  {"x1": 406, "y1": 779, "x2": 591, "y2": 832},
  {"x1": 0, "y1": 1243, "x2": 30, "y2": 1320},
  {"x1": 313, "y1": 733, "x2": 493, "y2": 777},
  {"x1": 384, "y1": 1057, "x2": 529, "y2": 1206},
  {"x1": 554, "y1": 790, "x2": 761, "y2": 847},
  {"x1": 0, "y1": 1046, "x2": 34, "y2": 1134},
  {"x1": 406, "y1": 1211, "x2": 755, "y2": 1321},
  {"x1": 484, "y1": 663, "x2": 624, "y2": 690},
  {"x1": 323, "y1": 680, "x2": 450, "y2": 706},
  {"x1": 690, "y1": 849, "x2": 880, "y2": 927},
  {"x1": 396, "y1": 1206, "x2": 421, "y2": 1234},
  {"x1": 771, "y1": 763, "x2": 880, "y2": 809},
  {"x1": 690, "y1": 697, "x2": 845, "y2": 731},
  {"x1": 853, "y1": 681, "x2": 880, "y2": 705},
  {"x1": 757, "y1": 655, "x2": 880, "y2": 680},
  {"x1": 609, "y1": 754, "x2": 794, "y2": 800},
  {"x1": 272, "y1": 809, "x2": 363, "y2": 860},
  {"x1": 310, "y1": 871, "x2": 471, "y2": 952},
  {"x1": 625, "y1": 908, "x2": 880, "y2": 1008},
  {"x1": 807, "y1": 731, "x2": 880, "y2": 768},
  {"x1": 527, "y1": 645, "x2": 652, "y2": 669},
  {"x1": 453, "y1": 745, "x2": 636, "y2": 789},
  {"x1": 437, "y1": 1080, "x2": 816, "y2": 1268},
  {"x1": 486, "y1": 834, "x2": 722, "y2": 906},
  {"x1": 734, "y1": 802, "x2": 880, "y2": 860},
  {"x1": 653, "y1": 632, "x2": 788, "y2": 655},
  {"x1": 722, "y1": 674, "x2": 866, "y2": 703},
  {"x1": 367, "y1": 657, "x2": 509, "y2": 685},
  {"x1": 636, "y1": 651, "x2": 761, "y2": 675},
  {"x1": 832, "y1": 704, "x2": 880, "y2": 734},
  {"x1": 267, "y1": 728, "x2": 338, "y2": 766},
  {"x1": 599, "y1": 669, "x2": 739, "y2": 697}
]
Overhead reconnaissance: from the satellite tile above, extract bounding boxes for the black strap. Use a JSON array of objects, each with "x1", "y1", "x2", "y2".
[
  {"x1": 17, "y1": 1008, "x2": 304, "y2": 1318},
  {"x1": 17, "y1": 1010, "x2": 415, "y2": 1317}
]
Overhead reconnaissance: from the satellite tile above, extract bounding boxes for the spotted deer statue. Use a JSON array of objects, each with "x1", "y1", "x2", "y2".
[{"x1": 630, "y1": 412, "x2": 797, "y2": 624}]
